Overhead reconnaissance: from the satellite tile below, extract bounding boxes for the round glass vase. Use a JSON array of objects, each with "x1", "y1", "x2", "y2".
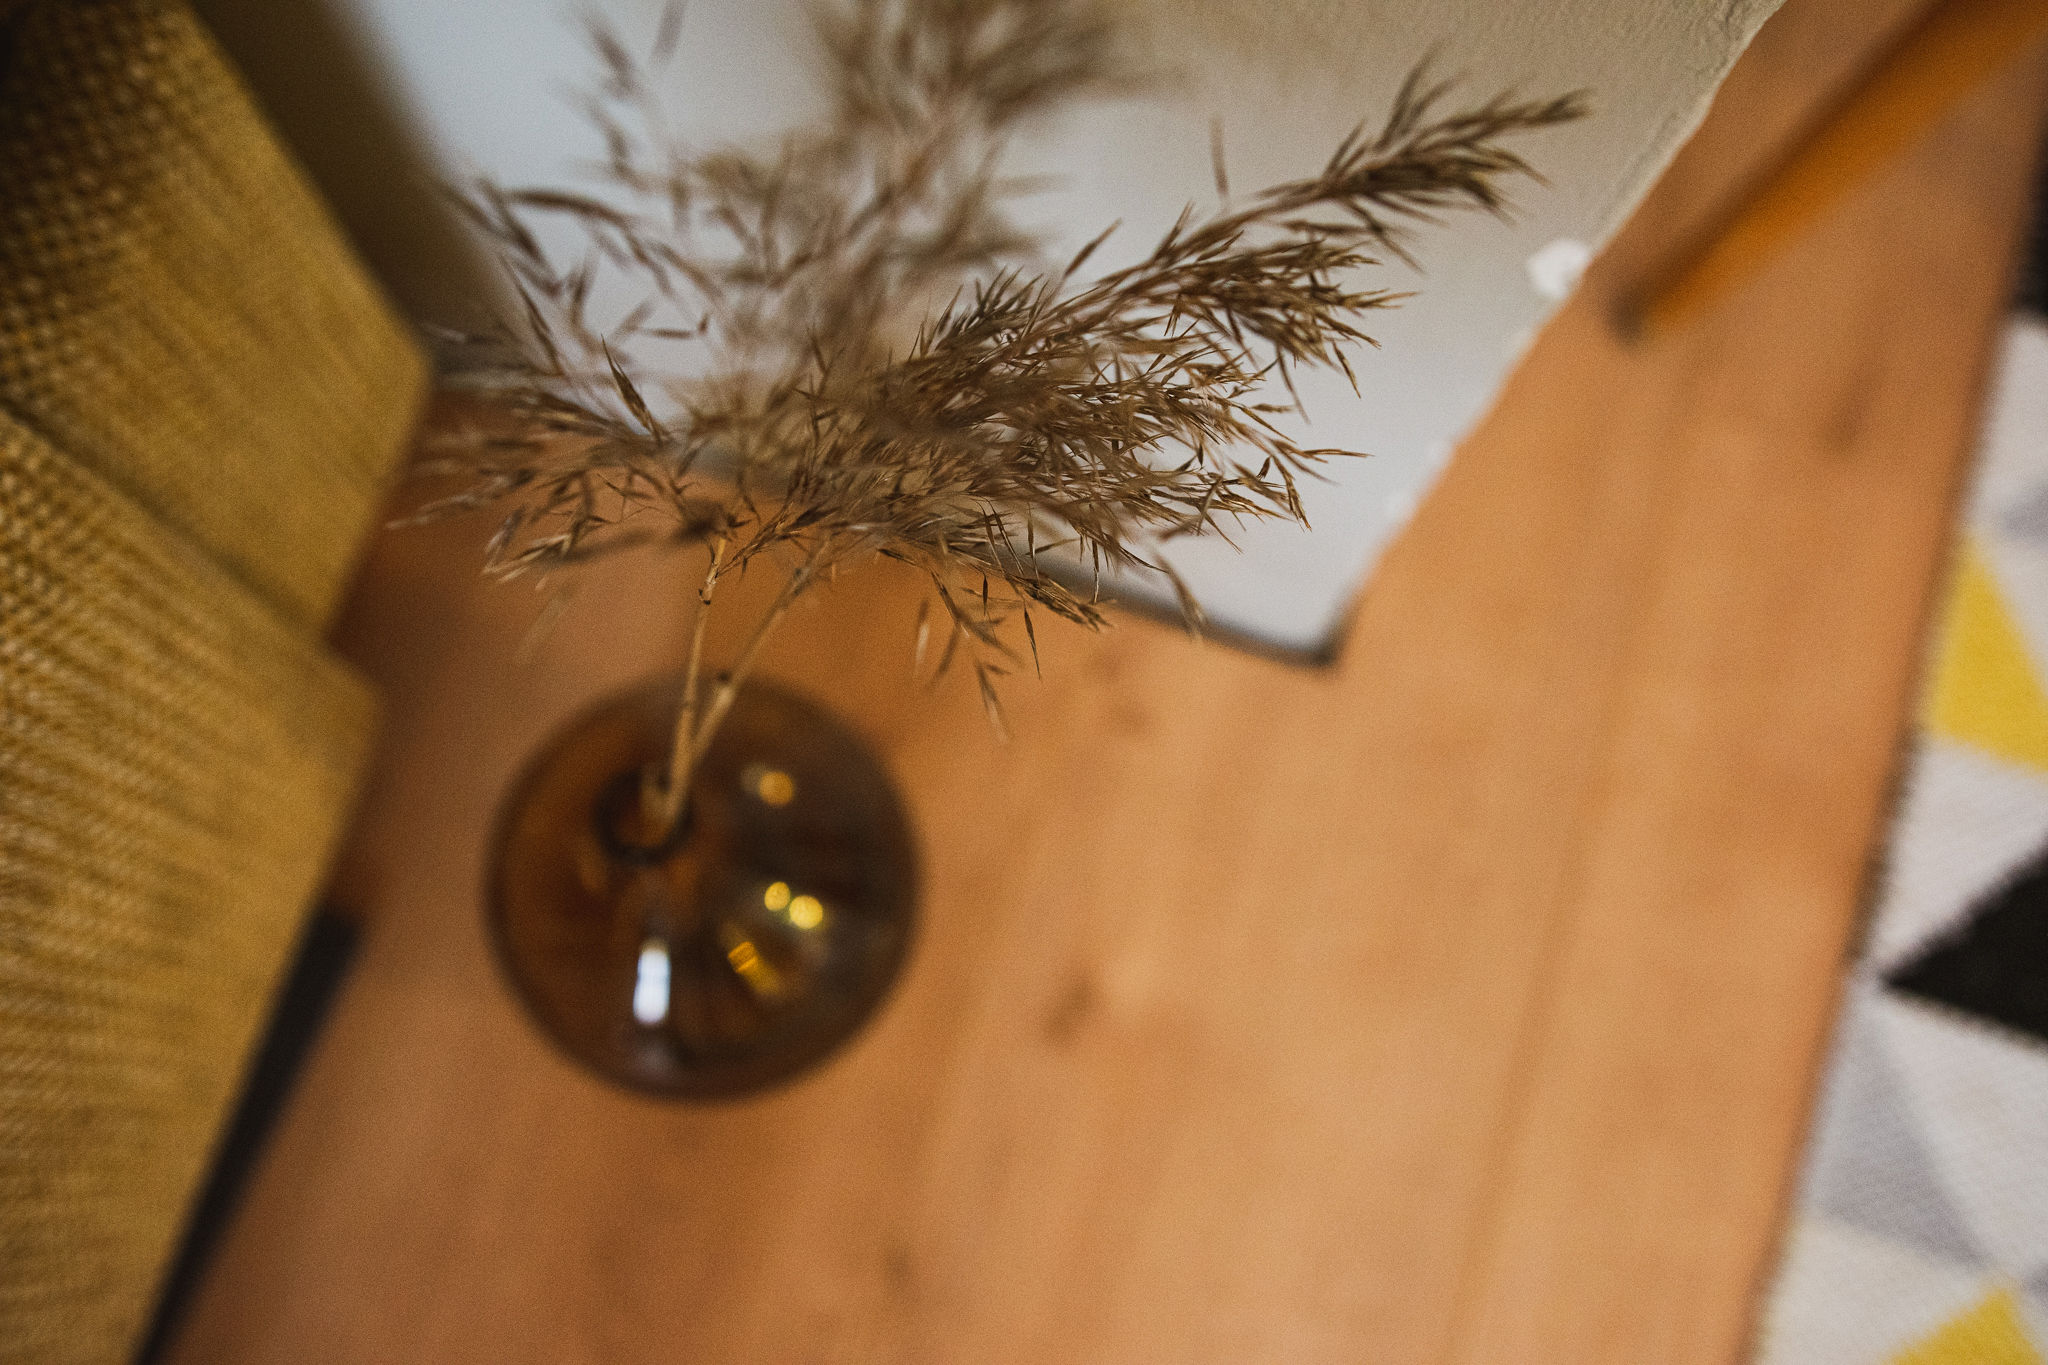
[{"x1": 486, "y1": 676, "x2": 917, "y2": 1099}]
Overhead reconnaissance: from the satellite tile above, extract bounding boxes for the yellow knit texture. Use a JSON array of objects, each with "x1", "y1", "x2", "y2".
[
  {"x1": 0, "y1": 1, "x2": 427, "y2": 1359},
  {"x1": 0, "y1": 0, "x2": 428, "y2": 628}
]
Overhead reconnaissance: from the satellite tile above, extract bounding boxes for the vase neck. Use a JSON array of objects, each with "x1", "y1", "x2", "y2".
[{"x1": 595, "y1": 766, "x2": 694, "y2": 864}]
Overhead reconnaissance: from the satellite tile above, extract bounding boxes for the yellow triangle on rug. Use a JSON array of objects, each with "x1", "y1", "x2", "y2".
[
  {"x1": 1890, "y1": 1286, "x2": 2043, "y2": 1365},
  {"x1": 1924, "y1": 542, "x2": 2048, "y2": 773}
]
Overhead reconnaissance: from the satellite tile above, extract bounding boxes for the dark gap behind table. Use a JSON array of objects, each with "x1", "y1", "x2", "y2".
[
  {"x1": 133, "y1": 910, "x2": 360, "y2": 1365},
  {"x1": 2019, "y1": 132, "x2": 2048, "y2": 317}
]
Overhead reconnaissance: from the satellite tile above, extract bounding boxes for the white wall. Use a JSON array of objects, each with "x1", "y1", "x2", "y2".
[{"x1": 201, "y1": 0, "x2": 1782, "y2": 654}]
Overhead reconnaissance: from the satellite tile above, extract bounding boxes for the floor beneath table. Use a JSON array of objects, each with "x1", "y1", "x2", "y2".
[{"x1": 168, "y1": 3, "x2": 2048, "y2": 1362}]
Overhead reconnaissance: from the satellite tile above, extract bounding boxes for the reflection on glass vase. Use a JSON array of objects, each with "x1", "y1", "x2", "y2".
[{"x1": 486, "y1": 676, "x2": 917, "y2": 1098}]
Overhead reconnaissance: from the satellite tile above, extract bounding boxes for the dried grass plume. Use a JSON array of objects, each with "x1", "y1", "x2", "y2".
[{"x1": 422, "y1": 0, "x2": 1587, "y2": 829}]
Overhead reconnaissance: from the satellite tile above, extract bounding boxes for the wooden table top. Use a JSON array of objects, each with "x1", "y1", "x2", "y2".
[{"x1": 169, "y1": 3, "x2": 2048, "y2": 1361}]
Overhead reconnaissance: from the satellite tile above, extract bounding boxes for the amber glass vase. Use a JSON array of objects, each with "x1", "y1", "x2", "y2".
[{"x1": 486, "y1": 677, "x2": 917, "y2": 1098}]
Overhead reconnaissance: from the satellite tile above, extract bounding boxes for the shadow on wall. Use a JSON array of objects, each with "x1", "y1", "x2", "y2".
[{"x1": 193, "y1": 0, "x2": 494, "y2": 329}]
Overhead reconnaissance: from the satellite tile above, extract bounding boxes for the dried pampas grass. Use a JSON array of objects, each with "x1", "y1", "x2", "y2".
[{"x1": 422, "y1": 0, "x2": 1585, "y2": 826}]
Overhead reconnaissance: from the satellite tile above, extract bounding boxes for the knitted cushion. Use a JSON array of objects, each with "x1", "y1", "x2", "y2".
[
  {"x1": 0, "y1": 0, "x2": 427, "y2": 628},
  {"x1": 0, "y1": 410, "x2": 378, "y2": 1365}
]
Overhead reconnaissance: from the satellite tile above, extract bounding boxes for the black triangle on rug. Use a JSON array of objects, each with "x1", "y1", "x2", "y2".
[{"x1": 1887, "y1": 837, "x2": 2048, "y2": 1048}]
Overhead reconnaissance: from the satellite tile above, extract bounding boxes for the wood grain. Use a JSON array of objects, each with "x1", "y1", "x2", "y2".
[
  {"x1": 1629, "y1": 0, "x2": 2048, "y2": 338},
  {"x1": 167, "y1": 5, "x2": 2048, "y2": 1362}
]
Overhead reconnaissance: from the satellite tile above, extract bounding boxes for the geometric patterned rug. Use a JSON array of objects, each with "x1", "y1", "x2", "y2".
[{"x1": 1752, "y1": 303, "x2": 2048, "y2": 1364}]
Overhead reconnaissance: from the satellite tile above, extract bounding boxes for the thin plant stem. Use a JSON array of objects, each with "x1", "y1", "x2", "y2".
[
  {"x1": 654, "y1": 533, "x2": 730, "y2": 832},
  {"x1": 657, "y1": 547, "x2": 823, "y2": 835}
]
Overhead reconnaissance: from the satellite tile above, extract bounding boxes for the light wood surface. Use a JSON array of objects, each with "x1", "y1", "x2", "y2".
[
  {"x1": 169, "y1": 5, "x2": 2048, "y2": 1362},
  {"x1": 1629, "y1": 0, "x2": 2048, "y2": 338}
]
